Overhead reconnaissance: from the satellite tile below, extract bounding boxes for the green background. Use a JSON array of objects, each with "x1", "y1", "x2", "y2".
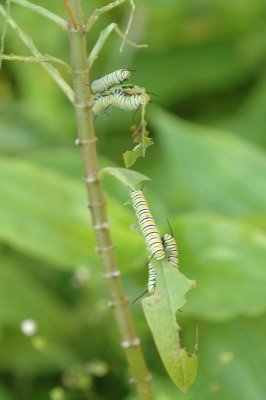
[{"x1": 1, "y1": 0, "x2": 266, "y2": 399}]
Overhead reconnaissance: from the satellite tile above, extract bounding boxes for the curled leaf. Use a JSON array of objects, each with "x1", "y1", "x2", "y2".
[
  {"x1": 100, "y1": 167, "x2": 150, "y2": 190},
  {"x1": 123, "y1": 135, "x2": 154, "y2": 168},
  {"x1": 123, "y1": 103, "x2": 153, "y2": 167}
]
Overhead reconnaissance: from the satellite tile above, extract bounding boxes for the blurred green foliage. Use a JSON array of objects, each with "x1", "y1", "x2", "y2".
[{"x1": 1, "y1": 0, "x2": 266, "y2": 399}]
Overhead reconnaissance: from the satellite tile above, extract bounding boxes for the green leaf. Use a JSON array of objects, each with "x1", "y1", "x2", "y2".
[
  {"x1": 126, "y1": 312, "x2": 266, "y2": 400},
  {"x1": 0, "y1": 156, "x2": 96, "y2": 269},
  {"x1": 142, "y1": 262, "x2": 198, "y2": 392},
  {"x1": 100, "y1": 167, "x2": 150, "y2": 190},
  {"x1": 123, "y1": 136, "x2": 154, "y2": 168},
  {"x1": 143, "y1": 316, "x2": 266, "y2": 400},
  {"x1": 151, "y1": 108, "x2": 266, "y2": 214},
  {"x1": 170, "y1": 213, "x2": 266, "y2": 321},
  {"x1": 216, "y1": 76, "x2": 266, "y2": 148}
]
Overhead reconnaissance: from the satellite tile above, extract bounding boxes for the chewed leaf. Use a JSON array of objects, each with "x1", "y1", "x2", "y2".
[
  {"x1": 123, "y1": 103, "x2": 154, "y2": 167},
  {"x1": 123, "y1": 136, "x2": 154, "y2": 168},
  {"x1": 100, "y1": 167, "x2": 150, "y2": 190},
  {"x1": 130, "y1": 123, "x2": 147, "y2": 144},
  {"x1": 142, "y1": 262, "x2": 198, "y2": 392}
]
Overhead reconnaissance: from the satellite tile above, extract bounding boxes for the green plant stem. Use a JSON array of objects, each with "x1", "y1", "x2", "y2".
[
  {"x1": 88, "y1": 22, "x2": 147, "y2": 69},
  {"x1": 11, "y1": 0, "x2": 67, "y2": 30},
  {"x1": 66, "y1": 1, "x2": 154, "y2": 399},
  {"x1": 0, "y1": 4, "x2": 74, "y2": 102},
  {"x1": 86, "y1": 0, "x2": 127, "y2": 31},
  {"x1": 0, "y1": 53, "x2": 71, "y2": 70}
]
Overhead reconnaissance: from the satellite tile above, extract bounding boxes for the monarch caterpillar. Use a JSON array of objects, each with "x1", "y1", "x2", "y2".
[
  {"x1": 112, "y1": 88, "x2": 150, "y2": 111},
  {"x1": 91, "y1": 92, "x2": 114, "y2": 115},
  {"x1": 131, "y1": 190, "x2": 165, "y2": 261},
  {"x1": 91, "y1": 69, "x2": 131, "y2": 93},
  {"x1": 162, "y1": 233, "x2": 179, "y2": 268},
  {"x1": 92, "y1": 86, "x2": 150, "y2": 115},
  {"x1": 147, "y1": 261, "x2": 157, "y2": 294},
  {"x1": 132, "y1": 261, "x2": 157, "y2": 303}
]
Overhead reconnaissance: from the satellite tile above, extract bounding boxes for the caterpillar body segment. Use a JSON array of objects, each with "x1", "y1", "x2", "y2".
[
  {"x1": 131, "y1": 190, "x2": 165, "y2": 261},
  {"x1": 92, "y1": 86, "x2": 149, "y2": 115},
  {"x1": 91, "y1": 92, "x2": 114, "y2": 115},
  {"x1": 147, "y1": 262, "x2": 157, "y2": 294},
  {"x1": 91, "y1": 69, "x2": 131, "y2": 93},
  {"x1": 162, "y1": 233, "x2": 179, "y2": 268},
  {"x1": 112, "y1": 88, "x2": 150, "y2": 111}
]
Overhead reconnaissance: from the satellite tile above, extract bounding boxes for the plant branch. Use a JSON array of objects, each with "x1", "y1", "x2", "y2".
[
  {"x1": 88, "y1": 22, "x2": 147, "y2": 69},
  {"x1": 11, "y1": 0, "x2": 67, "y2": 30},
  {"x1": 86, "y1": 0, "x2": 127, "y2": 31},
  {"x1": 66, "y1": 1, "x2": 154, "y2": 399},
  {"x1": 0, "y1": 53, "x2": 71, "y2": 71},
  {"x1": 0, "y1": 4, "x2": 74, "y2": 103},
  {"x1": 64, "y1": 0, "x2": 78, "y2": 30},
  {"x1": 119, "y1": 0, "x2": 135, "y2": 52}
]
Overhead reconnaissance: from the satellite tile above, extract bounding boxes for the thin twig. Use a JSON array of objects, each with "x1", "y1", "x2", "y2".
[
  {"x1": 11, "y1": 0, "x2": 67, "y2": 30},
  {"x1": 0, "y1": 0, "x2": 11, "y2": 71},
  {"x1": 64, "y1": 0, "x2": 78, "y2": 30},
  {"x1": 86, "y1": 0, "x2": 127, "y2": 31},
  {"x1": 88, "y1": 22, "x2": 147, "y2": 69},
  {"x1": 0, "y1": 4, "x2": 74, "y2": 103},
  {"x1": 119, "y1": 0, "x2": 135, "y2": 52},
  {"x1": 0, "y1": 53, "x2": 71, "y2": 71},
  {"x1": 87, "y1": 0, "x2": 145, "y2": 56}
]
